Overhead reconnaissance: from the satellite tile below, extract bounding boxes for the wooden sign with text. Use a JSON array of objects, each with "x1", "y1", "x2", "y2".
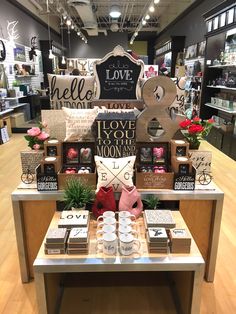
[
  {"x1": 96, "y1": 112, "x2": 136, "y2": 158},
  {"x1": 92, "y1": 99, "x2": 144, "y2": 110},
  {"x1": 189, "y1": 151, "x2": 212, "y2": 174}
]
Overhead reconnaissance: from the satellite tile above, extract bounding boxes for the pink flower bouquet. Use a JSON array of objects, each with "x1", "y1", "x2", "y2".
[{"x1": 24, "y1": 121, "x2": 49, "y2": 150}]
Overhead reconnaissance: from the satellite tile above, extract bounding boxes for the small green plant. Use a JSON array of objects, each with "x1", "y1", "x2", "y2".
[
  {"x1": 143, "y1": 195, "x2": 160, "y2": 209},
  {"x1": 12, "y1": 80, "x2": 20, "y2": 87},
  {"x1": 63, "y1": 178, "x2": 95, "y2": 210}
]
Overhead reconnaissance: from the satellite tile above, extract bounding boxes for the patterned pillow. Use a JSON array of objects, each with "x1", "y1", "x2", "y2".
[
  {"x1": 95, "y1": 155, "x2": 136, "y2": 192},
  {"x1": 48, "y1": 74, "x2": 95, "y2": 109},
  {"x1": 63, "y1": 107, "x2": 98, "y2": 141}
]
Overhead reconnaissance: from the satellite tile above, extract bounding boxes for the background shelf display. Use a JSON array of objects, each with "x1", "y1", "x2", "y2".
[
  {"x1": 205, "y1": 102, "x2": 236, "y2": 114},
  {"x1": 207, "y1": 85, "x2": 236, "y2": 91}
]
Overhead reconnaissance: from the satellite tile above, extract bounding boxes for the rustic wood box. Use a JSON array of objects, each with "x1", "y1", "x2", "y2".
[
  {"x1": 58, "y1": 167, "x2": 96, "y2": 190},
  {"x1": 135, "y1": 170, "x2": 174, "y2": 189}
]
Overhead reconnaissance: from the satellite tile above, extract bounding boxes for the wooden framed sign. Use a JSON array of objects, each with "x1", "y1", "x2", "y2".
[{"x1": 94, "y1": 45, "x2": 144, "y2": 99}]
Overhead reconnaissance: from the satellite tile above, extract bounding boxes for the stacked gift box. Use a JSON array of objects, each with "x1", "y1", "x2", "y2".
[
  {"x1": 44, "y1": 228, "x2": 68, "y2": 255},
  {"x1": 146, "y1": 227, "x2": 169, "y2": 253},
  {"x1": 58, "y1": 210, "x2": 90, "y2": 229},
  {"x1": 169, "y1": 228, "x2": 192, "y2": 253},
  {"x1": 67, "y1": 227, "x2": 89, "y2": 254},
  {"x1": 143, "y1": 210, "x2": 176, "y2": 229}
]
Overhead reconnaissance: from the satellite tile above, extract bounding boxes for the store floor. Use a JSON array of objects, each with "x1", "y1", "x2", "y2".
[{"x1": 0, "y1": 134, "x2": 236, "y2": 314}]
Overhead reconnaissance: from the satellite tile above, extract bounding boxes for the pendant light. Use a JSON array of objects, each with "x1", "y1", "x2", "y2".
[
  {"x1": 68, "y1": 25, "x2": 73, "y2": 67},
  {"x1": 46, "y1": 0, "x2": 54, "y2": 59},
  {"x1": 60, "y1": 17, "x2": 66, "y2": 64}
]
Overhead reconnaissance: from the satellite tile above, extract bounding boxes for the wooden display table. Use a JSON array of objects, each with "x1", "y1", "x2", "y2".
[
  {"x1": 11, "y1": 182, "x2": 223, "y2": 283},
  {"x1": 34, "y1": 211, "x2": 204, "y2": 314}
]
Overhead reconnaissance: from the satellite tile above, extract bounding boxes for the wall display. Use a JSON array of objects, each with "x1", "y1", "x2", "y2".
[
  {"x1": 198, "y1": 41, "x2": 206, "y2": 57},
  {"x1": 94, "y1": 45, "x2": 144, "y2": 99},
  {"x1": 48, "y1": 74, "x2": 95, "y2": 109},
  {"x1": 185, "y1": 44, "x2": 198, "y2": 59},
  {"x1": 14, "y1": 44, "x2": 26, "y2": 62},
  {"x1": 95, "y1": 112, "x2": 136, "y2": 158},
  {"x1": 95, "y1": 155, "x2": 136, "y2": 192},
  {"x1": 0, "y1": 40, "x2": 6, "y2": 62},
  {"x1": 136, "y1": 76, "x2": 182, "y2": 142}
]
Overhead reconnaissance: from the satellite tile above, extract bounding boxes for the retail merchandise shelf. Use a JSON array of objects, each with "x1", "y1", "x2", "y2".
[
  {"x1": 205, "y1": 103, "x2": 236, "y2": 114},
  {"x1": 34, "y1": 211, "x2": 204, "y2": 314},
  {"x1": 0, "y1": 108, "x2": 14, "y2": 116},
  {"x1": 207, "y1": 85, "x2": 236, "y2": 91},
  {"x1": 208, "y1": 64, "x2": 236, "y2": 68},
  {"x1": 12, "y1": 182, "x2": 224, "y2": 284},
  {"x1": 4, "y1": 96, "x2": 27, "y2": 100}
]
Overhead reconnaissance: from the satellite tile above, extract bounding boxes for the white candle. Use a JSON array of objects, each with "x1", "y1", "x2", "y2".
[
  {"x1": 175, "y1": 140, "x2": 186, "y2": 145},
  {"x1": 45, "y1": 157, "x2": 56, "y2": 162},
  {"x1": 177, "y1": 157, "x2": 188, "y2": 162},
  {"x1": 48, "y1": 139, "x2": 59, "y2": 144}
]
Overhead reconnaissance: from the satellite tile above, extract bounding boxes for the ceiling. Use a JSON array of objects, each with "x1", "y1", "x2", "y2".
[{"x1": 24, "y1": 0, "x2": 196, "y2": 41}]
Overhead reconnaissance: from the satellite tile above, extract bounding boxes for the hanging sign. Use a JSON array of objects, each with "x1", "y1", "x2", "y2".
[{"x1": 94, "y1": 45, "x2": 144, "y2": 99}]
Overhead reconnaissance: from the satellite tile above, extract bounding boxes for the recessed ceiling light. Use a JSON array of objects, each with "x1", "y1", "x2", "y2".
[
  {"x1": 154, "y1": 0, "x2": 160, "y2": 4},
  {"x1": 145, "y1": 14, "x2": 150, "y2": 20},
  {"x1": 142, "y1": 19, "x2": 147, "y2": 25}
]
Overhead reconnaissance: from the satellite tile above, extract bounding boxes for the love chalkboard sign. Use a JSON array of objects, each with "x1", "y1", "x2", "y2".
[{"x1": 94, "y1": 46, "x2": 144, "y2": 100}]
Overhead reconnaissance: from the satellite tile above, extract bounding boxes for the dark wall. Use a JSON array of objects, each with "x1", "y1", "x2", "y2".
[
  {"x1": 0, "y1": 0, "x2": 60, "y2": 47},
  {"x1": 69, "y1": 31, "x2": 128, "y2": 58},
  {"x1": 156, "y1": 0, "x2": 223, "y2": 47}
]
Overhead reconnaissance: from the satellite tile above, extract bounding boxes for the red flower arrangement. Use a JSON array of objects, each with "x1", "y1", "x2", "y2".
[
  {"x1": 24, "y1": 121, "x2": 49, "y2": 150},
  {"x1": 179, "y1": 117, "x2": 214, "y2": 149}
]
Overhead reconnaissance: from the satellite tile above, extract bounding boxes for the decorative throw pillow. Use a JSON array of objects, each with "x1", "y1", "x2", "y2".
[
  {"x1": 63, "y1": 107, "x2": 98, "y2": 141},
  {"x1": 48, "y1": 74, "x2": 95, "y2": 109},
  {"x1": 95, "y1": 155, "x2": 136, "y2": 192}
]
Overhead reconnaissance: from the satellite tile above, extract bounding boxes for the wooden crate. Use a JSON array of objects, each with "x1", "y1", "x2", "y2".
[
  {"x1": 58, "y1": 169, "x2": 96, "y2": 190},
  {"x1": 135, "y1": 170, "x2": 174, "y2": 189}
]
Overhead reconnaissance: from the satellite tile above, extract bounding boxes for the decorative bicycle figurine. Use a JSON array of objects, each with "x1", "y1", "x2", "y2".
[
  {"x1": 197, "y1": 170, "x2": 213, "y2": 185},
  {"x1": 21, "y1": 166, "x2": 34, "y2": 184}
]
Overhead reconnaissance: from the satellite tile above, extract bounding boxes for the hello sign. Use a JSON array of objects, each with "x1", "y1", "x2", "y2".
[
  {"x1": 94, "y1": 45, "x2": 144, "y2": 99},
  {"x1": 48, "y1": 74, "x2": 95, "y2": 109}
]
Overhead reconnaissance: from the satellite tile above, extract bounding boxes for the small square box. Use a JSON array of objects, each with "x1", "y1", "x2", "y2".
[
  {"x1": 171, "y1": 156, "x2": 192, "y2": 174},
  {"x1": 44, "y1": 139, "x2": 62, "y2": 157},
  {"x1": 40, "y1": 156, "x2": 61, "y2": 174},
  {"x1": 170, "y1": 140, "x2": 189, "y2": 157}
]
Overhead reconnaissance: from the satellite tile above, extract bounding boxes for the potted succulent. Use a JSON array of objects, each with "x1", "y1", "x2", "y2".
[
  {"x1": 63, "y1": 177, "x2": 95, "y2": 210},
  {"x1": 143, "y1": 195, "x2": 160, "y2": 210}
]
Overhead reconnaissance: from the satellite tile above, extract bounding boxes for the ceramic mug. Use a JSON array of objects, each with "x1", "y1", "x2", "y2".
[
  {"x1": 119, "y1": 233, "x2": 141, "y2": 256},
  {"x1": 96, "y1": 224, "x2": 116, "y2": 238},
  {"x1": 96, "y1": 233, "x2": 117, "y2": 255},
  {"x1": 119, "y1": 217, "x2": 136, "y2": 227},
  {"x1": 97, "y1": 217, "x2": 117, "y2": 229},
  {"x1": 118, "y1": 211, "x2": 136, "y2": 221},
  {"x1": 118, "y1": 224, "x2": 138, "y2": 238},
  {"x1": 97, "y1": 211, "x2": 116, "y2": 222}
]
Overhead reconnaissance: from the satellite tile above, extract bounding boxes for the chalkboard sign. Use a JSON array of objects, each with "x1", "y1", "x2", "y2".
[
  {"x1": 96, "y1": 112, "x2": 136, "y2": 158},
  {"x1": 173, "y1": 173, "x2": 195, "y2": 191},
  {"x1": 94, "y1": 45, "x2": 144, "y2": 100},
  {"x1": 37, "y1": 167, "x2": 58, "y2": 191}
]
